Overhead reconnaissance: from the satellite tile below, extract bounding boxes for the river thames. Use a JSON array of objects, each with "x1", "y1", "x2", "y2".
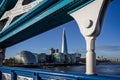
[{"x1": 39, "y1": 62, "x2": 120, "y2": 77}]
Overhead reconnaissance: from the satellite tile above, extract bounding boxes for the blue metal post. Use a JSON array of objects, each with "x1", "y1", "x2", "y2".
[
  {"x1": 11, "y1": 70, "x2": 17, "y2": 80},
  {"x1": 33, "y1": 72, "x2": 41, "y2": 80},
  {"x1": 0, "y1": 71, "x2": 2, "y2": 80}
]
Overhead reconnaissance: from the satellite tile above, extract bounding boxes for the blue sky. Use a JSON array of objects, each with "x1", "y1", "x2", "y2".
[{"x1": 6, "y1": 0, "x2": 120, "y2": 59}]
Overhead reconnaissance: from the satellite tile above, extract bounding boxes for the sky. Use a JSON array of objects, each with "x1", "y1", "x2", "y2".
[{"x1": 5, "y1": 0, "x2": 120, "y2": 59}]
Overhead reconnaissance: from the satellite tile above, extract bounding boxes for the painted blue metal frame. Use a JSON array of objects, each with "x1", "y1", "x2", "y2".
[
  {"x1": 0, "y1": 66, "x2": 120, "y2": 80},
  {"x1": 0, "y1": 0, "x2": 59, "y2": 35},
  {"x1": 0, "y1": 0, "x2": 94, "y2": 47},
  {"x1": 0, "y1": 0, "x2": 7, "y2": 18}
]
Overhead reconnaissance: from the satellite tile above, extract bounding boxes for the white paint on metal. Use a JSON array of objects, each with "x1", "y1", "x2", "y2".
[
  {"x1": 17, "y1": 75, "x2": 33, "y2": 80},
  {"x1": 0, "y1": 0, "x2": 43, "y2": 31},
  {"x1": 70, "y1": 0, "x2": 108, "y2": 75},
  {"x1": 2, "y1": 73, "x2": 11, "y2": 80}
]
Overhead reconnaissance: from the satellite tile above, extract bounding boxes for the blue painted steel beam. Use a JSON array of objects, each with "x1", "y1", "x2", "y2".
[
  {"x1": 0, "y1": 66, "x2": 120, "y2": 80},
  {"x1": 0, "y1": 0, "x2": 94, "y2": 48},
  {"x1": 0, "y1": 0, "x2": 8, "y2": 18}
]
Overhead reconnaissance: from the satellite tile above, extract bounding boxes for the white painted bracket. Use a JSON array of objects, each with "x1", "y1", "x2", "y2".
[
  {"x1": 70, "y1": 0, "x2": 110, "y2": 37},
  {"x1": 69, "y1": 0, "x2": 111, "y2": 75}
]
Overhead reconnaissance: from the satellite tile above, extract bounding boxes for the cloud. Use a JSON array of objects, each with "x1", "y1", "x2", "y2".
[{"x1": 96, "y1": 45, "x2": 120, "y2": 51}]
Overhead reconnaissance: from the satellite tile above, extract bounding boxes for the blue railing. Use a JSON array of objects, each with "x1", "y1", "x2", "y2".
[{"x1": 0, "y1": 66, "x2": 120, "y2": 80}]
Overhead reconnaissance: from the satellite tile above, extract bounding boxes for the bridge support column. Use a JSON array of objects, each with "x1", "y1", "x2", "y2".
[
  {"x1": 85, "y1": 37, "x2": 96, "y2": 75},
  {"x1": 0, "y1": 48, "x2": 5, "y2": 66},
  {"x1": 69, "y1": 0, "x2": 111, "y2": 75}
]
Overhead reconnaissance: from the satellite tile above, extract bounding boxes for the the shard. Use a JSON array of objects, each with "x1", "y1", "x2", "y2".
[{"x1": 61, "y1": 28, "x2": 68, "y2": 54}]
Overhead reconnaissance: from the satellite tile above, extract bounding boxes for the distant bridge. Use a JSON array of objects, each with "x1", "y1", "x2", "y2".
[{"x1": 1, "y1": 0, "x2": 118, "y2": 79}]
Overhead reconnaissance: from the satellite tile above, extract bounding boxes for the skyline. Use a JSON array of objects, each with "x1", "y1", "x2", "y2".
[{"x1": 5, "y1": 0, "x2": 120, "y2": 59}]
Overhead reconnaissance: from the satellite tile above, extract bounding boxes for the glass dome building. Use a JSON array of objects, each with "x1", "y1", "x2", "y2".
[{"x1": 14, "y1": 51, "x2": 38, "y2": 65}]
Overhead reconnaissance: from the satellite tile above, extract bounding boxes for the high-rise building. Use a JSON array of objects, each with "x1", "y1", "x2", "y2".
[
  {"x1": 50, "y1": 48, "x2": 55, "y2": 54},
  {"x1": 61, "y1": 28, "x2": 68, "y2": 54}
]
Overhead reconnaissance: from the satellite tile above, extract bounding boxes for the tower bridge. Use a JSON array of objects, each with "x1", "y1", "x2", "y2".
[
  {"x1": 0, "y1": 0, "x2": 95, "y2": 48},
  {"x1": 0, "y1": 0, "x2": 120, "y2": 80}
]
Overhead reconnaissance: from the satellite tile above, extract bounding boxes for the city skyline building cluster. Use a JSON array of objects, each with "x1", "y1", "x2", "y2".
[
  {"x1": 3, "y1": 28, "x2": 120, "y2": 65},
  {"x1": 7, "y1": 28, "x2": 119, "y2": 65},
  {"x1": 13, "y1": 28, "x2": 81, "y2": 64}
]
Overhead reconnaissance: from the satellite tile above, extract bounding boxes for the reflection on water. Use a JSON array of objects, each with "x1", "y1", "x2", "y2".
[
  {"x1": 41, "y1": 63, "x2": 120, "y2": 77},
  {"x1": 96, "y1": 63, "x2": 120, "y2": 77}
]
